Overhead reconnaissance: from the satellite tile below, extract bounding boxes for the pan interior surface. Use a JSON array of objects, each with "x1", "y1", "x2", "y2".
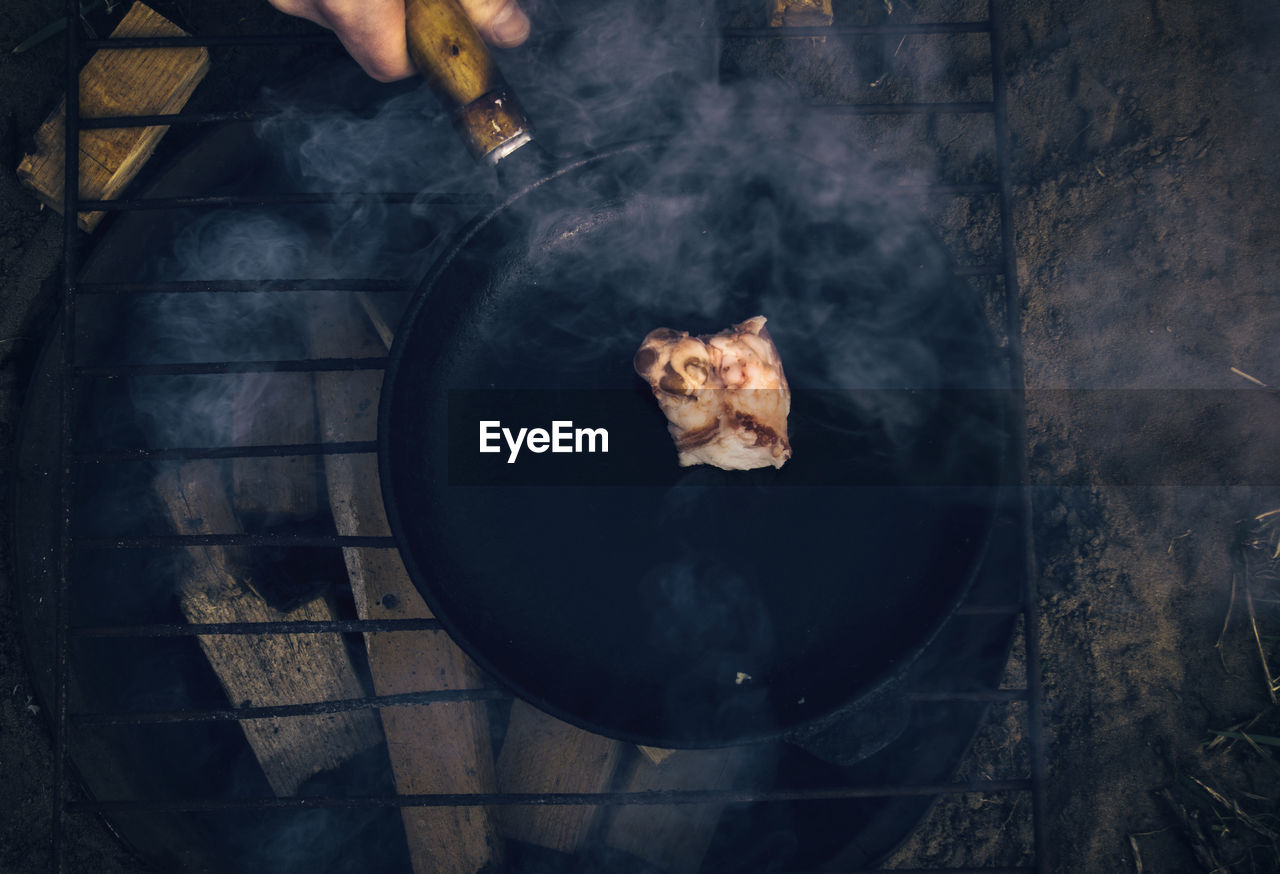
[{"x1": 382, "y1": 149, "x2": 1009, "y2": 746}]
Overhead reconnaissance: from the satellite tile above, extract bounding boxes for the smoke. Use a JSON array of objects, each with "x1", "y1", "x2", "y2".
[
  {"x1": 127, "y1": 211, "x2": 326, "y2": 449},
  {"x1": 254, "y1": 85, "x2": 482, "y2": 282},
  {"x1": 128, "y1": 0, "x2": 1004, "y2": 448},
  {"x1": 93, "y1": 2, "x2": 1024, "y2": 870},
  {"x1": 124, "y1": 0, "x2": 1007, "y2": 720},
  {"x1": 498, "y1": 0, "x2": 720, "y2": 152}
]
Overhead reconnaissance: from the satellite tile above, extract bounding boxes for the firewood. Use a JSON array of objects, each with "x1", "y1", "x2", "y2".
[
  {"x1": 153, "y1": 460, "x2": 380, "y2": 797},
  {"x1": 767, "y1": 0, "x2": 834, "y2": 27},
  {"x1": 638, "y1": 745, "x2": 677, "y2": 767},
  {"x1": 16, "y1": 2, "x2": 210, "y2": 232},
  {"x1": 310, "y1": 294, "x2": 502, "y2": 874},
  {"x1": 603, "y1": 745, "x2": 761, "y2": 874},
  {"x1": 495, "y1": 700, "x2": 625, "y2": 853}
]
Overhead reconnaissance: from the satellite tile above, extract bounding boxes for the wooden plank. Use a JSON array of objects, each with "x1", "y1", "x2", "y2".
[
  {"x1": 637, "y1": 745, "x2": 677, "y2": 767},
  {"x1": 16, "y1": 2, "x2": 210, "y2": 232},
  {"x1": 495, "y1": 700, "x2": 625, "y2": 853},
  {"x1": 153, "y1": 460, "x2": 381, "y2": 797},
  {"x1": 767, "y1": 0, "x2": 834, "y2": 27},
  {"x1": 310, "y1": 295, "x2": 502, "y2": 874},
  {"x1": 604, "y1": 745, "x2": 761, "y2": 874}
]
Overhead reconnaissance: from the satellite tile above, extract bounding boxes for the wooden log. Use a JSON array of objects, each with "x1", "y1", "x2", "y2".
[
  {"x1": 153, "y1": 460, "x2": 381, "y2": 797},
  {"x1": 495, "y1": 700, "x2": 625, "y2": 853},
  {"x1": 767, "y1": 0, "x2": 834, "y2": 27},
  {"x1": 310, "y1": 294, "x2": 502, "y2": 874},
  {"x1": 604, "y1": 745, "x2": 761, "y2": 874},
  {"x1": 637, "y1": 745, "x2": 677, "y2": 767},
  {"x1": 16, "y1": 2, "x2": 210, "y2": 232}
]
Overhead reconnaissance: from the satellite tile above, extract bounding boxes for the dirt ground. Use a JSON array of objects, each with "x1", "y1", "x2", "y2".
[{"x1": 2, "y1": 0, "x2": 1279, "y2": 872}]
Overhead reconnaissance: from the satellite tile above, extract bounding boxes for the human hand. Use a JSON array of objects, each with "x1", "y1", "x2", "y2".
[{"x1": 269, "y1": 0, "x2": 531, "y2": 82}]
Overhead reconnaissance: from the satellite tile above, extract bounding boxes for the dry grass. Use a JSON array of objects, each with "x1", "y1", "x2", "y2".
[{"x1": 1189, "y1": 508, "x2": 1280, "y2": 872}]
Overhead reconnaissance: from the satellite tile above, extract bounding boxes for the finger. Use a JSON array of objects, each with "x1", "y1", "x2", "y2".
[
  {"x1": 456, "y1": 0, "x2": 530, "y2": 48},
  {"x1": 320, "y1": 0, "x2": 416, "y2": 82},
  {"x1": 269, "y1": 0, "x2": 414, "y2": 82},
  {"x1": 266, "y1": 0, "x2": 328, "y2": 27}
]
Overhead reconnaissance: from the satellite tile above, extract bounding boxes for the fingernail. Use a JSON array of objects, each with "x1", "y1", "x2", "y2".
[{"x1": 491, "y1": 3, "x2": 530, "y2": 46}]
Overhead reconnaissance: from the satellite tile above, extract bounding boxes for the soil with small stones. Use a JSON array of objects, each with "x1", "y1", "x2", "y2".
[{"x1": 2, "y1": 0, "x2": 1279, "y2": 872}]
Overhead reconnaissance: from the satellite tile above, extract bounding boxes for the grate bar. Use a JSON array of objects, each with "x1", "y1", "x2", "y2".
[
  {"x1": 988, "y1": 1, "x2": 1049, "y2": 871},
  {"x1": 74, "y1": 533, "x2": 395, "y2": 549},
  {"x1": 72, "y1": 441, "x2": 376, "y2": 463},
  {"x1": 74, "y1": 689, "x2": 512, "y2": 726},
  {"x1": 722, "y1": 22, "x2": 991, "y2": 38},
  {"x1": 82, "y1": 22, "x2": 989, "y2": 52},
  {"x1": 79, "y1": 187, "x2": 989, "y2": 213},
  {"x1": 75, "y1": 357, "x2": 387, "y2": 377},
  {"x1": 78, "y1": 101, "x2": 995, "y2": 129},
  {"x1": 77, "y1": 279, "x2": 405, "y2": 294},
  {"x1": 69, "y1": 780, "x2": 1034, "y2": 813},
  {"x1": 83, "y1": 33, "x2": 336, "y2": 49},
  {"x1": 72, "y1": 618, "x2": 442, "y2": 638},
  {"x1": 77, "y1": 109, "x2": 280, "y2": 128},
  {"x1": 73, "y1": 686, "x2": 1028, "y2": 723},
  {"x1": 53, "y1": 0, "x2": 82, "y2": 866},
  {"x1": 76, "y1": 192, "x2": 477, "y2": 209},
  {"x1": 810, "y1": 101, "x2": 994, "y2": 116}
]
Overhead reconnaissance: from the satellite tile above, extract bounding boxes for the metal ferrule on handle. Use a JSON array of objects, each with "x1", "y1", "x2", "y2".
[{"x1": 405, "y1": 0, "x2": 533, "y2": 164}]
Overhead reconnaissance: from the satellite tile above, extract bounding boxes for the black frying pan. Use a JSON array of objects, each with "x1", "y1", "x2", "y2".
[{"x1": 379, "y1": 0, "x2": 1010, "y2": 747}]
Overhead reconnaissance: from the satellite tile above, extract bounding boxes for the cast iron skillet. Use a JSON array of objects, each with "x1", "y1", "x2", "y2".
[{"x1": 380, "y1": 0, "x2": 1010, "y2": 747}]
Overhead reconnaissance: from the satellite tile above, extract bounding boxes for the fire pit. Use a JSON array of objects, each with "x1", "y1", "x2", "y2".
[{"x1": 10, "y1": 0, "x2": 1045, "y2": 870}]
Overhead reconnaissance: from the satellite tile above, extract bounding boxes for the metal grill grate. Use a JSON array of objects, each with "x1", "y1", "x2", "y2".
[{"x1": 48, "y1": 0, "x2": 1047, "y2": 870}]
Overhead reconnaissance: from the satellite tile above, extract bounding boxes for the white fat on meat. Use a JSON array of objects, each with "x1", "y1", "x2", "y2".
[{"x1": 633, "y1": 315, "x2": 792, "y2": 470}]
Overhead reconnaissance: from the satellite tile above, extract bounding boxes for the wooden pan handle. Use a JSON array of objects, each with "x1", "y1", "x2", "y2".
[{"x1": 406, "y1": 0, "x2": 533, "y2": 164}]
